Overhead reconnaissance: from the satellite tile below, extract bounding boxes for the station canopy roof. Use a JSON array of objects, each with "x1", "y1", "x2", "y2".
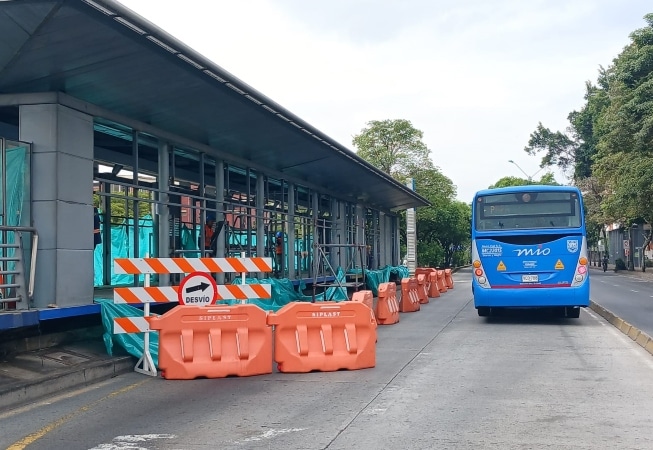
[{"x1": 0, "y1": 0, "x2": 429, "y2": 212}]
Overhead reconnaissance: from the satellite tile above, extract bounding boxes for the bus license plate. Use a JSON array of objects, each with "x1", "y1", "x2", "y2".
[{"x1": 522, "y1": 274, "x2": 538, "y2": 283}]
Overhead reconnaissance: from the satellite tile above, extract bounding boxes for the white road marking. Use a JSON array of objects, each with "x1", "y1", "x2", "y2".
[
  {"x1": 89, "y1": 434, "x2": 175, "y2": 449},
  {"x1": 236, "y1": 428, "x2": 308, "y2": 444}
]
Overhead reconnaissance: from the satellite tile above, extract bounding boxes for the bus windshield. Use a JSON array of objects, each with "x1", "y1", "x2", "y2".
[{"x1": 474, "y1": 190, "x2": 582, "y2": 231}]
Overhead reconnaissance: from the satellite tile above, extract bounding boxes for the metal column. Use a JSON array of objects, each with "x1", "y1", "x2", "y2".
[{"x1": 157, "y1": 142, "x2": 170, "y2": 287}]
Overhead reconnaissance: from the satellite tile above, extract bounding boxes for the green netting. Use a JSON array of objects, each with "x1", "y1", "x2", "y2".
[
  {"x1": 224, "y1": 267, "x2": 349, "y2": 311},
  {"x1": 0, "y1": 146, "x2": 29, "y2": 287},
  {"x1": 97, "y1": 298, "x2": 159, "y2": 366},
  {"x1": 94, "y1": 215, "x2": 155, "y2": 286},
  {"x1": 348, "y1": 265, "x2": 410, "y2": 295}
]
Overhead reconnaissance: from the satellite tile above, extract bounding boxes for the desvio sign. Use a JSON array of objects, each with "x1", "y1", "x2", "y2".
[{"x1": 178, "y1": 272, "x2": 218, "y2": 306}]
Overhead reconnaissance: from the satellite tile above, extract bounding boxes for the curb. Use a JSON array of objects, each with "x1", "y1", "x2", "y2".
[
  {"x1": 0, "y1": 355, "x2": 135, "y2": 411},
  {"x1": 590, "y1": 301, "x2": 653, "y2": 356}
]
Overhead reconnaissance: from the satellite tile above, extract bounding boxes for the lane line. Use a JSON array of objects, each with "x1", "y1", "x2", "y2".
[{"x1": 7, "y1": 380, "x2": 149, "y2": 450}]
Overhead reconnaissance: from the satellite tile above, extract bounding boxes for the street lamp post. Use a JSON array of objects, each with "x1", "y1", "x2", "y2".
[{"x1": 508, "y1": 160, "x2": 544, "y2": 183}]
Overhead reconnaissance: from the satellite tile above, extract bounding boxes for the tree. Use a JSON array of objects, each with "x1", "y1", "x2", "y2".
[
  {"x1": 488, "y1": 172, "x2": 558, "y2": 189},
  {"x1": 353, "y1": 120, "x2": 470, "y2": 268},
  {"x1": 352, "y1": 119, "x2": 433, "y2": 181},
  {"x1": 521, "y1": 14, "x2": 653, "y2": 271},
  {"x1": 413, "y1": 168, "x2": 470, "y2": 267}
]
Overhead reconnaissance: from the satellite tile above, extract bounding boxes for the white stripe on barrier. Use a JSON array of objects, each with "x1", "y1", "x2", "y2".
[
  {"x1": 113, "y1": 287, "x2": 178, "y2": 304},
  {"x1": 114, "y1": 317, "x2": 150, "y2": 334}
]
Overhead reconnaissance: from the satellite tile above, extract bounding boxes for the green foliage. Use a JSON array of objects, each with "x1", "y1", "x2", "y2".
[
  {"x1": 524, "y1": 123, "x2": 577, "y2": 172},
  {"x1": 615, "y1": 258, "x2": 627, "y2": 271},
  {"x1": 353, "y1": 119, "x2": 470, "y2": 267},
  {"x1": 352, "y1": 119, "x2": 434, "y2": 180},
  {"x1": 523, "y1": 14, "x2": 653, "y2": 248},
  {"x1": 94, "y1": 191, "x2": 153, "y2": 225},
  {"x1": 488, "y1": 173, "x2": 559, "y2": 189}
]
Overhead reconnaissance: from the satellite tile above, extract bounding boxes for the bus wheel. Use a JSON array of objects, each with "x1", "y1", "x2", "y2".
[
  {"x1": 565, "y1": 307, "x2": 580, "y2": 318},
  {"x1": 477, "y1": 307, "x2": 491, "y2": 317}
]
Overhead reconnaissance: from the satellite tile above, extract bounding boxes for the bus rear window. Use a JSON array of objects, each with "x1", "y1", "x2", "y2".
[{"x1": 475, "y1": 191, "x2": 581, "y2": 231}]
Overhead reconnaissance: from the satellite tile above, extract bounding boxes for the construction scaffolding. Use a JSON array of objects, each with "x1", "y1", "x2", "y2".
[{"x1": 312, "y1": 242, "x2": 366, "y2": 302}]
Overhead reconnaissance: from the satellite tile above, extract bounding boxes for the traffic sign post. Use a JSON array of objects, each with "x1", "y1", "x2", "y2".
[{"x1": 178, "y1": 272, "x2": 218, "y2": 306}]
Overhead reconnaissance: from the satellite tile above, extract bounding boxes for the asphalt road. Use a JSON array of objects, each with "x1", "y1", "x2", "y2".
[
  {"x1": 589, "y1": 269, "x2": 653, "y2": 337},
  {"x1": 2, "y1": 271, "x2": 653, "y2": 450}
]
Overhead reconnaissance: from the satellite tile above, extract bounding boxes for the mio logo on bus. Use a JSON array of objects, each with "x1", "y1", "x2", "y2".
[{"x1": 513, "y1": 248, "x2": 551, "y2": 257}]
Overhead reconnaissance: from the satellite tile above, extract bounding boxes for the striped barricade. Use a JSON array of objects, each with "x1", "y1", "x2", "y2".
[
  {"x1": 113, "y1": 316, "x2": 151, "y2": 334},
  {"x1": 416, "y1": 273, "x2": 429, "y2": 304},
  {"x1": 111, "y1": 256, "x2": 273, "y2": 378},
  {"x1": 436, "y1": 270, "x2": 448, "y2": 293},
  {"x1": 428, "y1": 271, "x2": 441, "y2": 298},
  {"x1": 267, "y1": 301, "x2": 376, "y2": 373},
  {"x1": 399, "y1": 277, "x2": 420, "y2": 312},
  {"x1": 351, "y1": 290, "x2": 374, "y2": 316},
  {"x1": 375, "y1": 282, "x2": 399, "y2": 325},
  {"x1": 444, "y1": 268, "x2": 454, "y2": 289},
  {"x1": 114, "y1": 257, "x2": 272, "y2": 275},
  {"x1": 415, "y1": 267, "x2": 440, "y2": 298}
]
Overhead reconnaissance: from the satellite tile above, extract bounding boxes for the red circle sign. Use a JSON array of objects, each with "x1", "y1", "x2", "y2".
[{"x1": 178, "y1": 272, "x2": 218, "y2": 306}]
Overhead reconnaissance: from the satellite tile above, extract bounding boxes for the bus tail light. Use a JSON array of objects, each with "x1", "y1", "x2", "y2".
[
  {"x1": 474, "y1": 268, "x2": 483, "y2": 277},
  {"x1": 579, "y1": 257, "x2": 588, "y2": 265},
  {"x1": 473, "y1": 260, "x2": 481, "y2": 268}
]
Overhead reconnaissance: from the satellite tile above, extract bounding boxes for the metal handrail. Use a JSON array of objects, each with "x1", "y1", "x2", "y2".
[{"x1": 0, "y1": 225, "x2": 38, "y2": 299}]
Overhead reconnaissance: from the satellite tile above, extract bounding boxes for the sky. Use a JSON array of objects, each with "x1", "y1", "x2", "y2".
[{"x1": 118, "y1": 0, "x2": 651, "y2": 202}]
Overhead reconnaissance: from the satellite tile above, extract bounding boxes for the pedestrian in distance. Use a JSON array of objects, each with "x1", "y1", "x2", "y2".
[
  {"x1": 275, "y1": 231, "x2": 284, "y2": 277},
  {"x1": 200, "y1": 213, "x2": 218, "y2": 255}
]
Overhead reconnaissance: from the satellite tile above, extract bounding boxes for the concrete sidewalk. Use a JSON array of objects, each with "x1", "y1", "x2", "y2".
[{"x1": 0, "y1": 327, "x2": 134, "y2": 410}]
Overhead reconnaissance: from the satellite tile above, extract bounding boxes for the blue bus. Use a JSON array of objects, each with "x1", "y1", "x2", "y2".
[{"x1": 471, "y1": 185, "x2": 589, "y2": 318}]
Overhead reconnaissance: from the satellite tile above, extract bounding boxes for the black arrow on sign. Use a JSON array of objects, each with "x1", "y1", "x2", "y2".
[{"x1": 186, "y1": 282, "x2": 210, "y2": 293}]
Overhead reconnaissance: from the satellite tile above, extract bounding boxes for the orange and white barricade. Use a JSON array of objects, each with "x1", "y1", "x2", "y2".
[
  {"x1": 351, "y1": 290, "x2": 375, "y2": 317},
  {"x1": 444, "y1": 268, "x2": 454, "y2": 289},
  {"x1": 437, "y1": 269, "x2": 448, "y2": 294},
  {"x1": 112, "y1": 255, "x2": 273, "y2": 378},
  {"x1": 375, "y1": 282, "x2": 399, "y2": 325},
  {"x1": 428, "y1": 271, "x2": 440, "y2": 298},
  {"x1": 416, "y1": 274, "x2": 429, "y2": 304},
  {"x1": 415, "y1": 267, "x2": 440, "y2": 298},
  {"x1": 399, "y1": 277, "x2": 420, "y2": 312},
  {"x1": 148, "y1": 304, "x2": 272, "y2": 379},
  {"x1": 267, "y1": 301, "x2": 376, "y2": 372}
]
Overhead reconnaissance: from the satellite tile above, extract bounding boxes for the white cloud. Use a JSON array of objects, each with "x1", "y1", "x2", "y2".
[{"x1": 118, "y1": 0, "x2": 651, "y2": 202}]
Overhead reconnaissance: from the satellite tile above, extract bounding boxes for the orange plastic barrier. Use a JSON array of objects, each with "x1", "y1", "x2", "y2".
[
  {"x1": 428, "y1": 271, "x2": 441, "y2": 298},
  {"x1": 415, "y1": 267, "x2": 440, "y2": 299},
  {"x1": 399, "y1": 277, "x2": 420, "y2": 312},
  {"x1": 444, "y1": 268, "x2": 454, "y2": 289},
  {"x1": 148, "y1": 304, "x2": 272, "y2": 380},
  {"x1": 437, "y1": 270, "x2": 448, "y2": 293},
  {"x1": 267, "y1": 301, "x2": 376, "y2": 372},
  {"x1": 375, "y1": 282, "x2": 399, "y2": 325},
  {"x1": 416, "y1": 273, "x2": 429, "y2": 304},
  {"x1": 351, "y1": 290, "x2": 374, "y2": 315}
]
